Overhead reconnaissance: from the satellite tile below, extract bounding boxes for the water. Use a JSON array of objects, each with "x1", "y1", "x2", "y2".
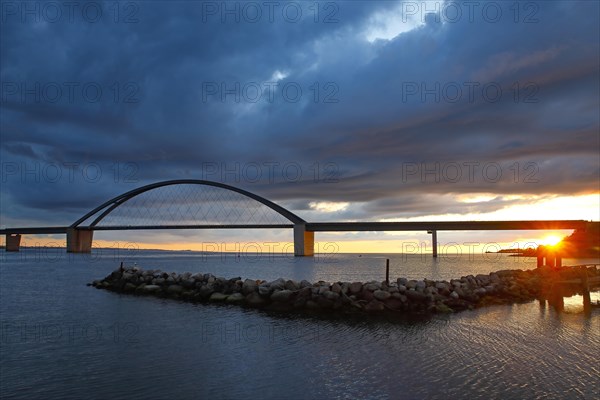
[{"x1": 1, "y1": 249, "x2": 599, "y2": 399}]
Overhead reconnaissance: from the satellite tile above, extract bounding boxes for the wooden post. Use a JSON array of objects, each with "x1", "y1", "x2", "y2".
[
  {"x1": 581, "y1": 266, "x2": 591, "y2": 314},
  {"x1": 385, "y1": 258, "x2": 390, "y2": 285},
  {"x1": 580, "y1": 266, "x2": 589, "y2": 291},
  {"x1": 427, "y1": 229, "x2": 437, "y2": 258},
  {"x1": 537, "y1": 245, "x2": 545, "y2": 267}
]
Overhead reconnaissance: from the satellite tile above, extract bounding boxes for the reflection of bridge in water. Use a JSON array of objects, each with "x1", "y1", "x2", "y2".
[{"x1": 1, "y1": 180, "x2": 596, "y2": 257}]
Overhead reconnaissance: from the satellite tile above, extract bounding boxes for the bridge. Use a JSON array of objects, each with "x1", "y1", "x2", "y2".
[{"x1": 1, "y1": 179, "x2": 595, "y2": 256}]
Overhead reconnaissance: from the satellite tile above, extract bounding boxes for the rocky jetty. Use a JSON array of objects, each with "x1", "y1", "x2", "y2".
[{"x1": 90, "y1": 265, "x2": 600, "y2": 315}]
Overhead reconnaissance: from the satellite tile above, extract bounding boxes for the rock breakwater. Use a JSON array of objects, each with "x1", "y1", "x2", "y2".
[{"x1": 91, "y1": 265, "x2": 599, "y2": 314}]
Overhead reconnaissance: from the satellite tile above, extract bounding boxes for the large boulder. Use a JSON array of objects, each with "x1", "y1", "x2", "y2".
[
  {"x1": 181, "y1": 279, "x2": 196, "y2": 289},
  {"x1": 123, "y1": 283, "x2": 137, "y2": 292},
  {"x1": 331, "y1": 283, "x2": 342, "y2": 293},
  {"x1": 296, "y1": 287, "x2": 312, "y2": 300},
  {"x1": 373, "y1": 290, "x2": 391, "y2": 301},
  {"x1": 197, "y1": 284, "x2": 213, "y2": 298},
  {"x1": 209, "y1": 292, "x2": 228, "y2": 302},
  {"x1": 364, "y1": 300, "x2": 385, "y2": 312},
  {"x1": 360, "y1": 288, "x2": 375, "y2": 302},
  {"x1": 140, "y1": 284, "x2": 161, "y2": 294},
  {"x1": 405, "y1": 290, "x2": 427, "y2": 302},
  {"x1": 323, "y1": 291, "x2": 340, "y2": 301},
  {"x1": 226, "y1": 293, "x2": 245, "y2": 303},
  {"x1": 316, "y1": 297, "x2": 334, "y2": 309},
  {"x1": 349, "y1": 282, "x2": 362, "y2": 294},
  {"x1": 269, "y1": 278, "x2": 286, "y2": 291},
  {"x1": 300, "y1": 280, "x2": 312, "y2": 288},
  {"x1": 271, "y1": 290, "x2": 294, "y2": 303},
  {"x1": 284, "y1": 280, "x2": 299, "y2": 291},
  {"x1": 242, "y1": 279, "x2": 258, "y2": 295},
  {"x1": 384, "y1": 298, "x2": 404, "y2": 310},
  {"x1": 318, "y1": 286, "x2": 331, "y2": 295},
  {"x1": 166, "y1": 285, "x2": 184, "y2": 295},
  {"x1": 258, "y1": 285, "x2": 271, "y2": 297},
  {"x1": 245, "y1": 292, "x2": 266, "y2": 307}
]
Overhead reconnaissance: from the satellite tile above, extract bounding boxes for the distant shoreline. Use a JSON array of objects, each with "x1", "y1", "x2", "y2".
[{"x1": 3, "y1": 246, "x2": 599, "y2": 259}]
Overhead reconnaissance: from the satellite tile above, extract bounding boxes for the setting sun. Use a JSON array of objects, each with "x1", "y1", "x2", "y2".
[{"x1": 542, "y1": 235, "x2": 563, "y2": 246}]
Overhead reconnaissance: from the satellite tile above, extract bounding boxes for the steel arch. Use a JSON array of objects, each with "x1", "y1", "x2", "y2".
[{"x1": 70, "y1": 179, "x2": 305, "y2": 228}]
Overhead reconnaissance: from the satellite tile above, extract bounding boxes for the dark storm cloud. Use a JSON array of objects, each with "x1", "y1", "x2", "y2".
[{"x1": 1, "y1": 0, "x2": 598, "y2": 228}]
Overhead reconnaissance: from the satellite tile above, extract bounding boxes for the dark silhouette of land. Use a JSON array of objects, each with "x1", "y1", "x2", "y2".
[
  {"x1": 492, "y1": 222, "x2": 600, "y2": 258},
  {"x1": 558, "y1": 223, "x2": 600, "y2": 257}
]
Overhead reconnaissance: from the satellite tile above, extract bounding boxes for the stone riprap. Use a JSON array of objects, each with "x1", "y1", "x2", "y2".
[{"x1": 91, "y1": 265, "x2": 599, "y2": 314}]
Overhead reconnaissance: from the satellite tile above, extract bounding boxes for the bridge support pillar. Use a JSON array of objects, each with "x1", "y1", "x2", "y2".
[
  {"x1": 428, "y1": 230, "x2": 438, "y2": 258},
  {"x1": 5, "y1": 234, "x2": 22, "y2": 252},
  {"x1": 67, "y1": 228, "x2": 93, "y2": 253},
  {"x1": 294, "y1": 224, "x2": 314, "y2": 256}
]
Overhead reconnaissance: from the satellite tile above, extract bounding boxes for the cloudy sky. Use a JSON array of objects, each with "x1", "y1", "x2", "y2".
[{"x1": 1, "y1": 0, "x2": 598, "y2": 253}]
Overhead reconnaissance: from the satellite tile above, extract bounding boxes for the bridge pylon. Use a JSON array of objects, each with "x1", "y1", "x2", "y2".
[
  {"x1": 5, "y1": 234, "x2": 22, "y2": 252},
  {"x1": 294, "y1": 224, "x2": 314, "y2": 256},
  {"x1": 66, "y1": 228, "x2": 93, "y2": 253}
]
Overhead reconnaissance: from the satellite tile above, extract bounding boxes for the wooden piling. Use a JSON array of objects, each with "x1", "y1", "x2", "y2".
[{"x1": 385, "y1": 258, "x2": 390, "y2": 285}]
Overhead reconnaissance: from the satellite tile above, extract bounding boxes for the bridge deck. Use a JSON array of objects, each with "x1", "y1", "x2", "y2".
[
  {"x1": 0, "y1": 220, "x2": 590, "y2": 235},
  {"x1": 1, "y1": 227, "x2": 69, "y2": 234},
  {"x1": 305, "y1": 220, "x2": 589, "y2": 232}
]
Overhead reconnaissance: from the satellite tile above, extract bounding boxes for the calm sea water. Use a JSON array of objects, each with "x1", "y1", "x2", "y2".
[{"x1": 1, "y1": 249, "x2": 599, "y2": 399}]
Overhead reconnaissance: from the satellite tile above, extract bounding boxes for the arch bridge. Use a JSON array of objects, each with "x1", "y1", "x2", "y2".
[
  {"x1": 3, "y1": 180, "x2": 314, "y2": 256},
  {"x1": 1, "y1": 180, "x2": 594, "y2": 256}
]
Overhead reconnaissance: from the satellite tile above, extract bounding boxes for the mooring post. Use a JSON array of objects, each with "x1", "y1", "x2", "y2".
[
  {"x1": 428, "y1": 230, "x2": 438, "y2": 258},
  {"x1": 580, "y1": 266, "x2": 589, "y2": 291},
  {"x1": 580, "y1": 266, "x2": 591, "y2": 313},
  {"x1": 537, "y1": 254, "x2": 544, "y2": 267},
  {"x1": 385, "y1": 258, "x2": 390, "y2": 285},
  {"x1": 537, "y1": 245, "x2": 546, "y2": 267}
]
